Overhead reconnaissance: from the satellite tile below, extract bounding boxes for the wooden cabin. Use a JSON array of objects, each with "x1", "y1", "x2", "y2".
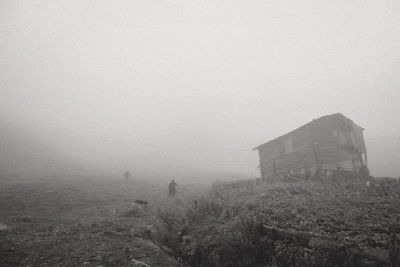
[{"x1": 253, "y1": 113, "x2": 367, "y2": 180}]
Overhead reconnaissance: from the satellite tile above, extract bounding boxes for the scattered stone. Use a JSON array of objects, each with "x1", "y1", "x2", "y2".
[
  {"x1": 0, "y1": 223, "x2": 8, "y2": 231},
  {"x1": 130, "y1": 258, "x2": 151, "y2": 267}
]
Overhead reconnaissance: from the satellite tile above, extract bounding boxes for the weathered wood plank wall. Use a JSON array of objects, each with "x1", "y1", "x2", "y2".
[
  {"x1": 258, "y1": 124, "x2": 317, "y2": 179},
  {"x1": 256, "y1": 114, "x2": 367, "y2": 180}
]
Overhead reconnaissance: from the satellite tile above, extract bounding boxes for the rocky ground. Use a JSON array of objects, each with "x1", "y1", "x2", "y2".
[
  {"x1": 176, "y1": 173, "x2": 400, "y2": 266},
  {"x1": 0, "y1": 175, "x2": 200, "y2": 267},
  {"x1": 1, "y1": 173, "x2": 399, "y2": 266}
]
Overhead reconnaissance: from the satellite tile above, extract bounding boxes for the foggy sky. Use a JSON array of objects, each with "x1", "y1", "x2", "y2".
[{"x1": 1, "y1": 1, "x2": 400, "y2": 178}]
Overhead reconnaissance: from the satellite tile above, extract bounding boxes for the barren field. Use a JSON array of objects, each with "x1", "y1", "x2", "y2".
[
  {"x1": 0, "y1": 176, "x2": 200, "y2": 267},
  {"x1": 1, "y1": 174, "x2": 399, "y2": 266}
]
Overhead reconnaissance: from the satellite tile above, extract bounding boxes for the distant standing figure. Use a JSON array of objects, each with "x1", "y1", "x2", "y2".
[
  {"x1": 124, "y1": 170, "x2": 131, "y2": 182},
  {"x1": 169, "y1": 179, "x2": 178, "y2": 197}
]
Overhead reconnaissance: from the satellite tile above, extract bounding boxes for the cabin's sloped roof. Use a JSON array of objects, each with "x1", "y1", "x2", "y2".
[{"x1": 253, "y1": 113, "x2": 362, "y2": 151}]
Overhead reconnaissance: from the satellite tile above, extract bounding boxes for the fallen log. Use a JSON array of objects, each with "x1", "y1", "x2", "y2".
[
  {"x1": 262, "y1": 225, "x2": 336, "y2": 247},
  {"x1": 134, "y1": 199, "x2": 148, "y2": 205},
  {"x1": 262, "y1": 225, "x2": 389, "y2": 266},
  {"x1": 285, "y1": 174, "x2": 299, "y2": 181}
]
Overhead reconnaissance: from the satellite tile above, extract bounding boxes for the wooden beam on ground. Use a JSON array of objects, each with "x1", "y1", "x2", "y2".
[{"x1": 262, "y1": 225, "x2": 389, "y2": 266}]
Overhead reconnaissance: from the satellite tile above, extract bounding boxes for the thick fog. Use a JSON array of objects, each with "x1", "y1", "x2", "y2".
[{"x1": 1, "y1": 1, "x2": 400, "y2": 179}]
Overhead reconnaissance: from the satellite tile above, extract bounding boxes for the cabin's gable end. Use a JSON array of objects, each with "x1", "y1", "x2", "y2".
[{"x1": 310, "y1": 114, "x2": 367, "y2": 171}]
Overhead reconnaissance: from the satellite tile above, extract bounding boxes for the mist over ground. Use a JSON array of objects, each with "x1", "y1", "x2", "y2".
[{"x1": 1, "y1": 1, "x2": 400, "y2": 179}]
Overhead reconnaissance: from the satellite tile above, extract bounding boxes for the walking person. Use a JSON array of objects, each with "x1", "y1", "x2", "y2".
[
  {"x1": 169, "y1": 179, "x2": 178, "y2": 197},
  {"x1": 124, "y1": 170, "x2": 131, "y2": 183}
]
